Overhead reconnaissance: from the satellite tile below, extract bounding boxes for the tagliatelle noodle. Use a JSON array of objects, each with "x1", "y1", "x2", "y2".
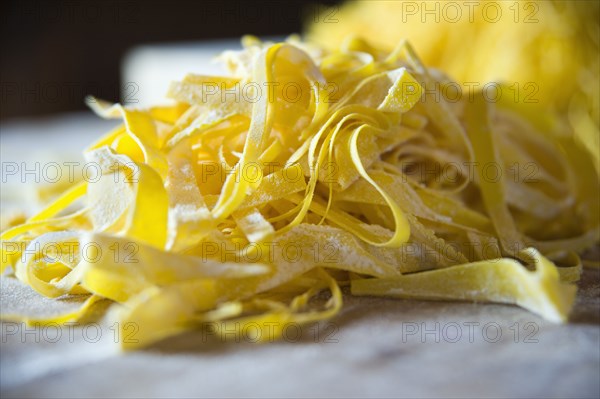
[{"x1": 1, "y1": 36, "x2": 597, "y2": 349}]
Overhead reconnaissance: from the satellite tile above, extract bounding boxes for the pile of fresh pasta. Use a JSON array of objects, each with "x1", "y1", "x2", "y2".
[{"x1": 1, "y1": 36, "x2": 598, "y2": 349}]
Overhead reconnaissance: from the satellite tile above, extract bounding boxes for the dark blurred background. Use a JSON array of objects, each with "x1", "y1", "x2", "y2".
[{"x1": 0, "y1": 0, "x2": 341, "y2": 121}]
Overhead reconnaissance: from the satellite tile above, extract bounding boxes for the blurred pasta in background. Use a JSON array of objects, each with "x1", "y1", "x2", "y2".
[{"x1": 307, "y1": 0, "x2": 600, "y2": 173}]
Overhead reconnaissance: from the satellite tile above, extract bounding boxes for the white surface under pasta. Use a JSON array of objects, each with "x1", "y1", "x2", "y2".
[{"x1": 1, "y1": 113, "x2": 599, "y2": 398}]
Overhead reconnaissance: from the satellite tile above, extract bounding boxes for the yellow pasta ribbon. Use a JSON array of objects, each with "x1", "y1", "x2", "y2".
[{"x1": 1, "y1": 36, "x2": 597, "y2": 349}]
